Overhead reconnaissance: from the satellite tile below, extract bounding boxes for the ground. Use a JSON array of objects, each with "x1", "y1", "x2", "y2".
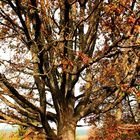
[{"x1": 0, "y1": 130, "x2": 88, "y2": 140}]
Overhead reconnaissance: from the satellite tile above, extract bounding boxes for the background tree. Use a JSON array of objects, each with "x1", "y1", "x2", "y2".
[{"x1": 0, "y1": 0, "x2": 139, "y2": 140}]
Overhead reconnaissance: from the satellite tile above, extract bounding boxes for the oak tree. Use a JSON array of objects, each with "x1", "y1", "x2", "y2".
[{"x1": 0, "y1": 0, "x2": 139, "y2": 140}]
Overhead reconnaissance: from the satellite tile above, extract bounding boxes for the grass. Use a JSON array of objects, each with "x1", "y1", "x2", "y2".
[
  {"x1": 0, "y1": 130, "x2": 88, "y2": 140},
  {"x1": 0, "y1": 131, "x2": 19, "y2": 140},
  {"x1": 76, "y1": 135, "x2": 88, "y2": 140}
]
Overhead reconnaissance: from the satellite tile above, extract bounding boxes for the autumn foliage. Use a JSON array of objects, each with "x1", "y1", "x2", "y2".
[
  {"x1": 0, "y1": 0, "x2": 139, "y2": 140},
  {"x1": 88, "y1": 114, "x2": 140, "y2": 140}
]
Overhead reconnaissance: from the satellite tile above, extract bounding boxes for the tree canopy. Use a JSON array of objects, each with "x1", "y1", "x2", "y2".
[{"x1": 0, "y1": 0, "x2": 139, "y2": 140}]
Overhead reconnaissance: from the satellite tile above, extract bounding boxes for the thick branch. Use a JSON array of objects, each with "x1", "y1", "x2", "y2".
[{"x1": 0, "y1": 74, "x2": 41, "y2": 113}]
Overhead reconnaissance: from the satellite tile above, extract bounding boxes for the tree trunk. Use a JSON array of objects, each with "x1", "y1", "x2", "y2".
[{"x1": 57, "y1": 119, "x2": 76, "y2": 140}]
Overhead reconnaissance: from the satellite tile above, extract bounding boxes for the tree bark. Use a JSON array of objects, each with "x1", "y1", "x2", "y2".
[{"x1": 57, "y1": 119, "x2": 76, "y2": 140}]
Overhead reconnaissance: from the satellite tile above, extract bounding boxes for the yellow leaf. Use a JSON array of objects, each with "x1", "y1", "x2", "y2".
[{"x1": 85, "y1": 82, "x2": 91, "y2": 90}]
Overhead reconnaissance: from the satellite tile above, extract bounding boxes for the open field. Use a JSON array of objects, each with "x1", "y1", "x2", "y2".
[
  {"x1": 76, "y1": 135, "x2": 88, "y2": 140},
  {"x1": 0, "y1": 131, "x2": 19, "y2": 140},
  {"x1": 0, "y1": 131, "x2": 88, "y2": 140}
]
